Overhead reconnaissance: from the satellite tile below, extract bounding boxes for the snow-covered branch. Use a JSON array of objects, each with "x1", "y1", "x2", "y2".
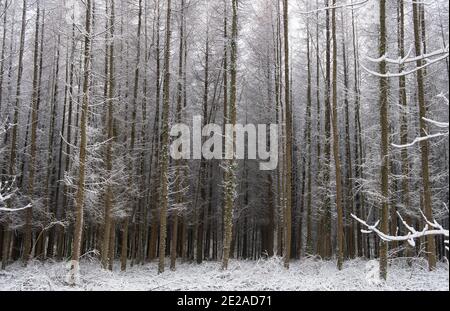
[
  {"x1": 366, "y1": 47, "x2": 449, "y2": 66},
  {"x1": 423, "y1": 118, "x2": 449, "y2": 129},
  {"x1": 392, "y1": 132, "x2": 448, "y2": 149},
  {"x1": 0, "y1": 204, "x2": 32, "y2": 212},
  {"x1": 352, "y1": 213, "x2": 449, "y2": 251},
  {"x1": 393, "y1": 94, "x2": 449, "y2": 149},
  {"x1": 0, "y1": 180, "x2": 32, "y2": 212},
  {"x1": 0, "y1": 180, "x2": 15, "y2": 203},
  {"x1": 299, "y1": 0, "x2": 369, "y2": 14},
  {"x1": 361, "y1": 53, "x2": 449, "y2": 78}
]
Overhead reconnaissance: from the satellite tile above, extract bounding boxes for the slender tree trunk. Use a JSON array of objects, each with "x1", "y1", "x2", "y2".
[
  {"x1": 282, "y1": 0, "x2": 293, "y2": 270},
  {"x1": 222, "y1": 0, "x2": 238, "y2": 270},
  {"x1": 351, "y1": 0, "x2": 366, "y2": 259},
  {"x1": 396, "y1": 0, "x2": 413, "y2": 262},
  {"x1": 2, "y1": 0, "x2": 26, "y2": 270},
  {"x1": 158, "y1": 0, "x2": 172, "y2": 275},
  {"x1": 32, "y1": 5, "x2": 46, "y2": 259},
  {"x1": 68, "y1": 0, "x2": 92, "y2": 285},
  {"x1": 121, "y1": 0, "x2": 144, "y2": 272},
  {"x1": 171, "y1": 0, "x2": 186, "y2": 271},
  {"x1": 378, "y1": 0, "x2": 390, "y2": 281},
  {"x1": 341, "y1": 12, "x2": 355, "y2": 259},
  {"x1": 320, "y1": 0, "x2": 333, "y2": 260},
  {"x1": 313, "y1": 0, "x2": 322, "y2": 256},
  {"x1": 23, "y1": 0, "x2": 41, "y2": 265},
  {"x1": 0, "y1": 0, "x2": 8, "y2": 113},
  {"x1": 412, "y1": 1, "x2": 436, "y2": 271},
  {"x1": 305, "y1": 13, "x2": 313, "y2": 257},
  {"x1": 148, "y1": 0, "x2": 161, "y2": 262},
  {"x1": 196, "y1": 22, "x2": 210, "y2": 265},
  {"x1": 102, "y1": 0, "x2": 115, "y2": 270},
  {"x1": 330, "y1": 0, "x2": 344, "y2": 270}
]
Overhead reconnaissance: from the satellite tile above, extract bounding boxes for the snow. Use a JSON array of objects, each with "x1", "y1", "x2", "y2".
[{"x1": 0, "y1": 257, "x2": 448, "y2": 291}]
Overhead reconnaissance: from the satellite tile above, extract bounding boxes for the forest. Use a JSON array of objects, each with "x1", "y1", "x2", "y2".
[{"x1": 0, "y1": 0, "x2": 448, "y2": 291}]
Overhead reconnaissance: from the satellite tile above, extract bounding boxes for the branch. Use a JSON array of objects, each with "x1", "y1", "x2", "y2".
[
  {"x1": 423, "y1": 118, "x2": 449, "y2": 129},
  {"x1": 366, "y1": 47, "x2": 449, "y2": 65},
  {"x1": 361, "y1": 53, "x2": 449, "y2": 78},
  {"x1": 392, "y1": 133, "x2": 448, "y2": 149},
  {"x1": 299, "y1": 0, "x2": 369, "y2": 14},
  {"x1": 352, "y1": 213, "x2": 449, "y2": 249},
  {"x1": 0, "y1": 203, "x2": 32, "y2": 212}
]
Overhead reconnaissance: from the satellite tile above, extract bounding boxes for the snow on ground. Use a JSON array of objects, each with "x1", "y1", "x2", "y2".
[{"x1": 0, "y1": 257, "x2": 448, "y2": 291}]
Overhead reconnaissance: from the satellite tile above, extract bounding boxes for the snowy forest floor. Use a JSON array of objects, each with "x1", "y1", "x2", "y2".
[{"x1": 0, "y1": 257, "x2": 448, "y2": 291}]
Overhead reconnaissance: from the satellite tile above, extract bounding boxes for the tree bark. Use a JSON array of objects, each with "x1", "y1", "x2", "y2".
[
  {"x1": 412, "y1": 1, "x2": 436, "y2": 271},
  {"x1": 69, "y1": 0, "x2": 92, "y2": 285},
  {"x1": 378, "y1": 0, "x2": 390, "y2": 281},
  {"x1": 158, "y1": 0, "x2": 172, "y2": 274}
]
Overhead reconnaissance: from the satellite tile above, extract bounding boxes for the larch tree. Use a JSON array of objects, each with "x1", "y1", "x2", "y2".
[
  {"x1": 68, "y1": 0, "x2": 92, "y2": 286},
  {"x1": 23, "y1": 0, "x2": 41, "y2": 265},
  {"x1": 102, "y1": 0, "x2": 116, "y2": 271},
  {"x1": 222, "y1": 0, "x2": 238, "y2": 271},
  {"x1": 305, "y1": 9, "x2": 313, "y2": 257},
  {"x1": 2, "y1": 0, "x2": 26, "y2": 270},
  {"x1": 397, "y1": 0, "x2": 413, "y2": 261},
  {"x1": 331, "y1": 0, "x2": 344, "y2": 271},
  {"x1": 282, "y1": 0, "x2": 293, "y2": 270},
  {"x1": 412, "y1": 0, "x2": 437, "y2": 271},
  {"x1": 378, "y1": 0, "x2": 390, "y2": 281},
  {"x1": 158, "y1": 0, "x2": 172, "y2": 275},
  {"x1": 171, "y1": 0, "x2": 186, "y2": 272}
]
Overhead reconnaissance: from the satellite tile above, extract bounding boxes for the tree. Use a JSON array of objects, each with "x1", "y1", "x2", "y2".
[
  {"x1": 412, "y1": 0, "x2": 437, "y2": 272},
  {"x1": 304, "y1": 5, "x2": 313, "y2": 257},
  {"x1": 331, "y1": 0, "x2": 344, "y2": 271},
  {"x1": 23, "y1": 0, "x2": 41, "y2": 265},
  {"x1": 158, "y1": 0, "x2": 172, "y2": 274},
  {"x1": 2, "y1": 0, "x2": 27, "y2": 270},
  {"x1": 320, "y1": 0, "x2": 333, "y2": 260},
  {"x1": 378, "y1": 0, "x2": 390, "y2": 281},
  {"x1": 68, "y1": 0, "x2": 92, "y2": 286},
  {"x1": 282, "y1": 0, "x2": 293, "y2": 270},
  {"x1": 0, "y1": 0, "x2": 9, "y2": 113},
  {"x1": 222, "y1": 0, "x2": 238, "y2": 271},
  {"x1": 171, "y1": 0, "x2": 186, "y2": 271},
  {"x1": 397, "y1": 0, "x2": 413, "y2": 260},
  {"x1": 102, "y1": 0, "x2": 116, "y2": 271}
]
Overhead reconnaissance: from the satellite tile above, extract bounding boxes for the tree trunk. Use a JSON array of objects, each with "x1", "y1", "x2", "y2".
[
  {"x1": 68, "y1": 0, "x2": 92, "y2": 286},
  {"x1": 171, "y1": 0, "x2": 186, "y2": 271},
  {"x1": 23, "y1": 0, "x2": 41, "y2": 265},
  {"x1": 321, "y1": 0, "x2": 333, "y2": 260},
  {"x1": 305, "y1": 12, "x2": 313, "y2": 256},
  {"x1": 2, "y1": 0, "x2": 26, "y2": 270},
  {"x1": 102, "y1": 0, "x2": 115, "y2": 270},
  {"x1": 222, "y1": 0, "x2": 238, "y2": 270},
  {"x1": 282, "y1": 0, "x2": 293, "y2": 270},
  {"x1": 378, "y1": 0, "x2": 390, "y2": 281},
  {"x1": 158, "y1": 0, "x2": 172, "y2": 274},
  {"x1": 331, "y1": 0, "x2": 344, "y2": 270},
  {"x1": 412, "y1": 1, "x2": 436, "y2": 271}
]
